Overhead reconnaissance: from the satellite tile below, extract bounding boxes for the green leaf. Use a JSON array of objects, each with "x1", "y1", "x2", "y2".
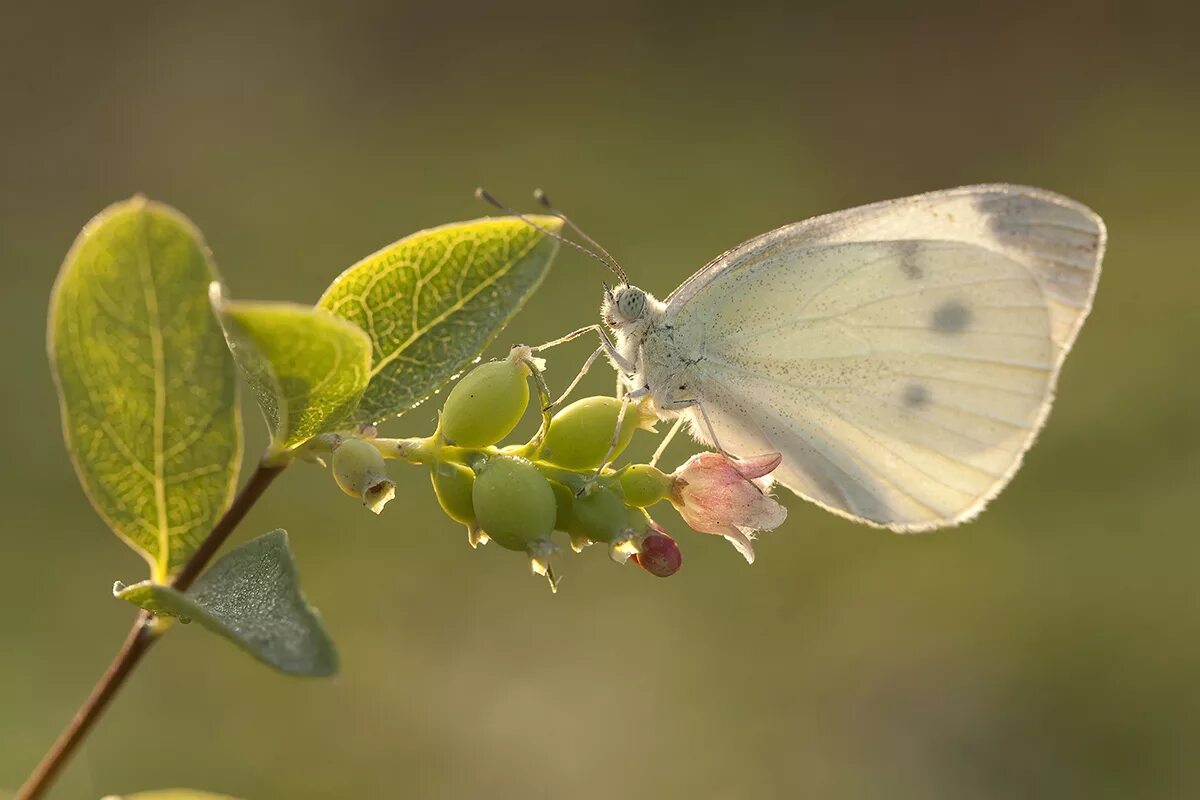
[
  {"x1": 115, "y1": 530, "x2": 337, "y2": 677},
  {"x1": 211, "y1": 288, "x2": 372, "y2": 461},
  {"x1": 102, "y1": 791, "x2": 241, "y2": 800},
  {"x1": 318, "y1": 215, "x2": 562, "y2": 424},
  {"x1": 48, "y1": 197, "x2": 242, "y2": 582}
]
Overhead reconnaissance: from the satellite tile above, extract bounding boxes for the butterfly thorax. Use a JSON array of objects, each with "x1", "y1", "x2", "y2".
[
  {"x1": 604, "y1": 287, "x2": 699, "y2": 413},
  {"x1": 603, "y1": 286, "x2": 659, "y2": 373}
]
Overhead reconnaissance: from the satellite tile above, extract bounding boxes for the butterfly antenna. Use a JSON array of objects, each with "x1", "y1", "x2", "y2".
[
  {"x1": 475, "y1": 188, "x2": 627, "y2": 284},
  {"x1": 533, "y1": 189, "x2": 628, "y2": 286}
]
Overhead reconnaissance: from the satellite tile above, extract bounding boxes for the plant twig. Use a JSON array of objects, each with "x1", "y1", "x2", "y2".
[
  {"x1": 15, "y1": 612, "x2": 160, "y2": 800},
  {"x1": 170, "y1": 462, "x2": 285, "y2": 593},
  {"x1": 16, "y1": 460, "x2": 286, "y2": 800}
]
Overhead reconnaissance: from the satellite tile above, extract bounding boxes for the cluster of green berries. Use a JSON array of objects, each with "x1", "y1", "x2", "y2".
[{"x1": 317, "y1": 347, "x2": 683, "y2": 591}]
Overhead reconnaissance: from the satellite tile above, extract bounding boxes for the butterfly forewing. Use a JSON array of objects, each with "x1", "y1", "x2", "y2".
[{"x1": 667, "y1": 184, "x2": 1105, "y2": 365}]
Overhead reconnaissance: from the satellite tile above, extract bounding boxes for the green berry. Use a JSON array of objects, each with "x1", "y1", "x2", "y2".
[
  {"x1": 471, "y1": 455, "x2": 557, "y2": 551},
  {"x1": 570, "y1": 485, "x2": 629, "y2": 543},
  {"x1": 619, "y1": 464, "x2": 671, "y2": 507},
  {"x1": 430, "y1": 460, "x2": 476, "y2": 525},
  {"x1": 440, "y1": 359, "x2": 531, "y2": 447},
  {"x1": 548, "y1": 479, "x2": 575, "y2": 532},
  {"x1": 332, "y1": 437, "x2": 395, "y2": 514},
  {"x1": 542, "y1": 397, "x2": 654, "y2": 470}
]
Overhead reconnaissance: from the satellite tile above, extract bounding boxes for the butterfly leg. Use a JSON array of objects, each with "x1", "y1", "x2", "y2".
[
  {"x1": 661, "y1": 397, "x2": 734, "y2": 460},
  {"x1": 548, "y1": 345, "x2": 604, "y2": 410},
  {"x1": 649, "y1": 416, "x2": 687, "y2": 468},
  {"x1": 533, "y1": 324, "x2": 636, "y2": 372},
  {"x1": 575, "y1": 387, "x2": 650, "y2": 496}
]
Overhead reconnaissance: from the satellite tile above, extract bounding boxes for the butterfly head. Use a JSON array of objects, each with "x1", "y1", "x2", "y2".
[{"x1": 604, "y1": 284, "x2": 647, "y2": 327}]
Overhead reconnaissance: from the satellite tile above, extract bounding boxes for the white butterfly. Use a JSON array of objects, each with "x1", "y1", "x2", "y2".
[{"x1": 488, "y1": 185, "x2": 1106, "y2": 532}]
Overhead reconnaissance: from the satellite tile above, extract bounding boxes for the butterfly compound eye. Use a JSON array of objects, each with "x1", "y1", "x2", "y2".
[{"x1": 617, "y1": 287, "x2": 646, "y2": 320}]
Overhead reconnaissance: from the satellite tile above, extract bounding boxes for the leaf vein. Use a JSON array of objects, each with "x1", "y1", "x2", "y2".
[{"x1": 368, "y1": 233, "x2": 539, "y2": 379}]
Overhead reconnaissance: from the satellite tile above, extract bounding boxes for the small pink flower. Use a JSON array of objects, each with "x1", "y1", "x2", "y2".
[{"x1": 668, "y1": 452, "x2": 787, "y2": 564}]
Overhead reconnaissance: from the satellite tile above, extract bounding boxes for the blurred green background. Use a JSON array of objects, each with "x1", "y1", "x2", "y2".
[{"x1": 2, "y1": 1, "x2": 1198, "y2": 798}]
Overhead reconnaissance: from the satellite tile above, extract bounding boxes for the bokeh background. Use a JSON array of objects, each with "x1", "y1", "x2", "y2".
[{"x1": 2, "y1": 1, "x2": 1198, "y2": 798}]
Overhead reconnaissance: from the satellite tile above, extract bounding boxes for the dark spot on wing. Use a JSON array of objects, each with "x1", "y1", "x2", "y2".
[
  {"x1": 976, "y1": 193, "x2": 1033, "y2": 239},
  {"x1": 903, "y1": 384, "x2": 931, "y2": 408},
  {"x1": 933, "y1": 301, "x2": 971, "y2": 334},
  {"x1": 896, "y1": 241, "x2": 923, "y2": 279}
]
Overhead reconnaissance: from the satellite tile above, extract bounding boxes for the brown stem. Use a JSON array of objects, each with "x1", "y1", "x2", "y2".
[
  {"x1": 14, "y1": 612, "x2": 160, "y2": 800},
  {"x1": 170, "y1": 461, "x2": 285, "y2": 593},
  {"x1": 16, "y1": 460, "x2": 286, "y2": 800}
]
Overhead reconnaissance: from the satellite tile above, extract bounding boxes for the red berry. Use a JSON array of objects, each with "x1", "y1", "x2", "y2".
[{"x1": 634, "y1": 531, "x2": 682, "y2": 577}]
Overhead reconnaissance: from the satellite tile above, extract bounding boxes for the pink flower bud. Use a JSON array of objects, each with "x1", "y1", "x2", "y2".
[
  {"x1": 668, "y1": 452, "x2": 787, "y2": 564},
  {"x1": 634, "y1": 527, "x2": 683, "y2": 577}
]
